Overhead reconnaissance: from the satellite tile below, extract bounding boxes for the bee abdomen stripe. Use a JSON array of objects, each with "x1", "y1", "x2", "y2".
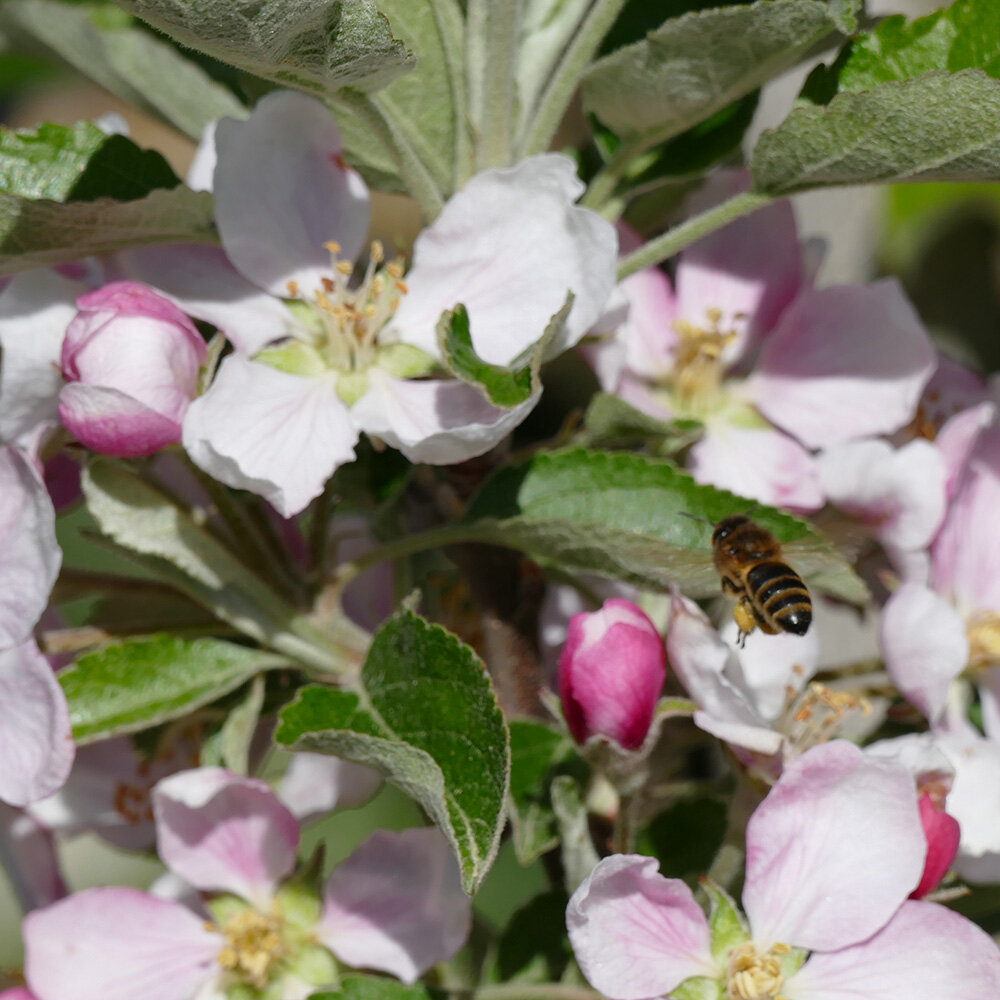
[
  {"x1": 766, "y1": 592, "x2": 813, "y2": 616},
  {"x1": 745, "y1": 561, "x2": 800, "y2": 592},
  {"x1": 757, "y1": 577, "x2": 809, "y2": 607}
]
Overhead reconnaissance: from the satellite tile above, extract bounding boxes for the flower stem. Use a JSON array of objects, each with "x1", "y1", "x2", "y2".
[
  {"x1": 518, "y1": 0, "x2": 630, "y2": 158},
  {"x1": 332, "y1": 90, "x2": 446, "y2": 220},
  {"x1": 333, "y1": 521, "x2": 489, "y2": 588},
  {"x1": 617, "y1": 190, "x2": 775, "y2": 278},
  {"x1": 467, "y1": 0, "x2": 523, "y2": 168}
]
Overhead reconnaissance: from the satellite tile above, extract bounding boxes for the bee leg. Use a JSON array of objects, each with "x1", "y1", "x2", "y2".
[{"x1": 733, "y1": 600, "x2": 758, "y2": 648}]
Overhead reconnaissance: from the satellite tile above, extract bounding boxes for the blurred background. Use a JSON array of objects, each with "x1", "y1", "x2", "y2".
[{"x1": 1, "y1": 0, "x2": 995, "y2": 971}]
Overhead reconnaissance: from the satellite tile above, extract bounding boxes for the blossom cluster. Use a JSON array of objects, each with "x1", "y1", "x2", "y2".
[{"x1": 1, "y1": 74, "x2": 999, "y2": 1000}]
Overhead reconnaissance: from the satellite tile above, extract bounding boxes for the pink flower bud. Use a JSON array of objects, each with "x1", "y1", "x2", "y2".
[
  {"x1": 911, "y1": 791, "x2": 961, "y2": 898},
  {"x1": 558, "y1": 598, "x2": 666, "y2": 750},
  {"x1": 58, "y1": 281, "x2": 207, "y2": 458}
]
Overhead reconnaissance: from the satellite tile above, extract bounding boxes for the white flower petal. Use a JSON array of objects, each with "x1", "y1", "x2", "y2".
[
  {"x1": 394, "y1": 154, "x2": 618, "y2": 366},
  {"x1": 352, "y1": 370, "x2": 539, "y2": 465},
  {"x1": 214, "y1": 90, "x2": 370, "y2": 297},
  {"x1": 183, "y1": 355, "x2": 359, "y2": 517}
]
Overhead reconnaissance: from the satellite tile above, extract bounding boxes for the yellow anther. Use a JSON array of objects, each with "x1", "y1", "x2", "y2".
[
  {"x1": 386, "y1": 261, "x2": 404, "y2": 279},
  {"x1": 336, "y1": 260, "x2": 354, "y2": 275},
  {"x1": 324, "y1": 240, "x2": 342, "y2": 254},
  {"x1": 370, "y1": 240, "x2": 385, "y2": 263},
  {"x1": 217, "y1": 906, "x2": 286, "y2": 989},
  {"x1": 286, "y1": 280, "x2": 300, "y2": 298}
]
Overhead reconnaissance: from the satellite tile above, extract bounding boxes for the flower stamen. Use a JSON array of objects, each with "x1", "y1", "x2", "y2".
[
  {"x1": 727, "y1": 941, "x2": 790, "y2": 1000},
  {"x1": 217, "y1": 905, "x2": 287, "y2": 989}
]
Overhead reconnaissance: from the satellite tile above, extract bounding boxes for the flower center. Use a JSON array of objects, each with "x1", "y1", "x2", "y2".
[
  {"x1": 967, "y1": 611, "x2": 1000, "y2": 670},
  {"x1": 726, "y1": 941, "x2": 791, "y2": 1000},
  {"x1": 285, "y1": 239, "x2": 408, "y2": 373},
  {"x1": 217, "y1": 905, "x2": 287, "y2": 989},
  {"x1": 780, "y1": 680, "x2": 873, "y2": 755},
  {"x1": 668, "y1": 307, "x2": 739, "y2": 417}
]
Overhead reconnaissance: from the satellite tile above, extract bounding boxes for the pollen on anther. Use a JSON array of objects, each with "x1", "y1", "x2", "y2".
[
  {"x1": 321, "y1": 277, "x2": 335, "y2": 293},
  {"x1": 286, "y1": 280, "x2": 300, "y2": 298},
  {"x1": 336, "y1": 260, "x2": 353, "y2": 276},
  {"x1": 324, "y1": 241, "x2": 342, "y2": 254}
]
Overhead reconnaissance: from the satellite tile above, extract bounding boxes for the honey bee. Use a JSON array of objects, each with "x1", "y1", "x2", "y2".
[{"x1": 710, "y1": 514, "x2": 812, "y2": 646}]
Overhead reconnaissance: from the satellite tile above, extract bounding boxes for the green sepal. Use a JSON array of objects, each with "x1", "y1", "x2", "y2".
[
  {"x1": 255, "y1": 341, "x2": 329, "y2": 377},
  {"x1": 702, "y1": 878, "x2": 750, "y2": 964},
  {"x1": 376, "y1": 341, "x2": 437, "y2": 379}
]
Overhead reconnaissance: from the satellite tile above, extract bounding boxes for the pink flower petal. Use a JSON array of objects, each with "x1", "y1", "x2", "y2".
[
  {"x1": 786, "y1": 900, "x2": 1000, "y2": 999},
  {"x1": 931, "y1": 408, "x2": 1000, "y2": 613},
  {"x1": 935, "y1": 400, "x2": 994, "y2": 500},
  {"x1": 747, "y1": 281, "x2": 936, "y2": 448},
  {"x1": 617, "y1": 265, "x2": 679, "y2": 382},
  {"x1": 559, "y1": 598, "x2": 667, "y2": 749},
  {"x1": 911, "y1": 792, "x2": 960, "y2": 898},
  {"x1": 29, "y1": 733, "x2": 200, "y2": 851},
  {"x1": 279, "y1": 753, "x2": 382, "y2": 825},
  {"x1": 0, "y1": 269, "x2": 84, "y2": 445},
  {"x1": 566, "y1": 854, "x2": 716, "y2": 1000},
  {"x1": 394, "y1": 154, "x2": 618, "y2": 366},
  {"x1": 318, "y1": 827, "x2": 471, "y2": 983},
  {"x1": 677, "y1": 187, "x2": 801, "y2": 361},
  {"x1": 0, "y1": 640, "x2": 74, "y2": 806},
  {"x1": 743, "y1": 740, "x2": 925, "y2": 953},
  {"x1": 214, "y1": 90, "x2": 370, "y2": 298},
  {"x1": 116, "y1": 243, "x2": 298, "y2": 356},
  {"x1": 153, "y1": 768, "x2": 300, "y2": 906},
  {"x1": 182, "y1": 355, "x2": 359, "y2": 517},
  {"x1": 728, "y1": 622, "x2": 817, "y2": 722},
  {"x1": 351, "y1": 370, "x2": 540, "y2": 465},
  {"x1": 818, "y1": 438, "x2": 946, "y2": 553},
  {"x1": 59, "y1": 384, "x2": 184, "y2": 457},
  {"x1": 0, "y1": 802, "x2": 65, "y2": 908},
  {"x1": 0, "y1": 447, "x2": 61, "y2": 647},
  {"x1": 880, "y1": 583, "x2": 968, "y2": 725},
  {"x1": 666, "y1": 593, "x2": 782, "y2": 755},
  {"x1": 688, "y1": 423, "x2": 823, "y2": 512},
  {"x1": 24, "y1": 887, "x2": 222, "y2": 1000}
]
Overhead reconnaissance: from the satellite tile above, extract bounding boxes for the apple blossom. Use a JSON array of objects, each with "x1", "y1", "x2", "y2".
[
  {"x1": 567, "y1": 741, "x2": 1000, "y2": 1000},
  {"x1": 23, "y1": 768, "x2": 471, "y2": 1000},
  {"x1": 558, "y1": 598, "x2": 667, "y2": 750},
  {"x1": 58, "y1": 281, "x2": 207, "y2": 457},
  {"x1": 666, "y1": 589, "x2": 837, "y2": 762},
  {"x1": 120, "y1": 90, "x2": 617, "y2": 516},
  {"x1": 0, "y1": 447, "x2": 72, "y2": 807},
  {"x1": 880, "y1": 402, "x2": 1000, "y2": 727},
  {"x1": 588, "y1": 176, "x2": 935, "y2": 510}
]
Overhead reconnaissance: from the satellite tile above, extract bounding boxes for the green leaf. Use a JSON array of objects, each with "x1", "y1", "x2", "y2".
[
  {"x1": 61, "y1": 635, "x2": 286, "y2": 744},
  {"x1": 462, "y1": 448, "x2": 867, "y2": 603},
  {"x1": 1, "y1": 0, "x2": 247, "y2": 139},
  {"x1": 219, "y1": 673, "x2": 266, "y2": 774},
  {"x1": 508, "y1": 719, "x2": 576, "y2": 864},
  {"x1": 276, "y1": 610, "x2": 510, "y2": 893},
  {"x1": 578, "y1": 391, "x2": 703, "y2": 453},
  {"x1": 0, "y1": 119, "x2": 178, "y2": 202},
  {"x1": 112, "y1": 0, "x2": 415, "y2": 98},
  {"x1": 805, "y1": 0, "x2": 1000, "y2": 100},
  {"x1": 310, "y1": 975, "x2": 444, "y2": 1000},
  {"x1": 639, "y1": 797, "x2": 728, "y2": 879},
  {"x1": 495, "y1": 890, "x2": 573, "y2": 983},
  {"x1": 0, "y1": 185, "x2": 215, "y2": 275},
  {"x1": 582, "y1": 0, "x2": 852, "y2": 145},
  {"x1": 551, "y1": 774, "x2": 599, "y2": 894},
  {"x1": 751, "y1": 70, "x2": 1000, "y2": 195},
  {"x1": 80, "y1": 458, "x2": 339, "y2": 673}
]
